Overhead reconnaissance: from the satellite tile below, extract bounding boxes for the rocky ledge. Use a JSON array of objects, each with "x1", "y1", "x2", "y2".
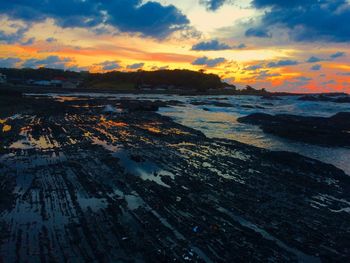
[
  {"x1": 0, "y1": 94, "x2": 349, "y2": 262},
  {"x1": 238, "y1": 112, "x2": 350, "y2": 147},
  {"x1": 298, "y1": 94, "x2": 350, "y2": 103}
]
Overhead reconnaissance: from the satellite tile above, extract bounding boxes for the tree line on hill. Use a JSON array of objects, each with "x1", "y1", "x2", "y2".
[
  {"x1": 0, "y1": 67, "x2": 270, "y2": 94},
  {"x1": 0, "y1": 67, "x2": 83, "y2": 81},
  {"x1": 0, "y1": 68, "x2": 230, "y2": 91},
  {"x1": 84, "y1": 69, "x2": 227, "y2": 91}
]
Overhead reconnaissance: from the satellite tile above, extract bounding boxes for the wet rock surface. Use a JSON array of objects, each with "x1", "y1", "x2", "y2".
[
  {"x1": 298, "y1": 94, "x2": 350, "y2": 103},
  {"x1": 0, "y1": 95, "x2": 350, "y2": 262},
  {"x1": 238, "y1": 112, "x2": 350, "y2": 147}
]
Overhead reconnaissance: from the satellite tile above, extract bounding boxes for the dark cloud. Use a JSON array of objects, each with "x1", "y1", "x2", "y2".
[
  {"x1": 306, "y1": 56, "x2": 324, "y2": 63},
  {"x1": 46, "y1": 37, "x2": 57, "y2": 43},
  {"x1": 0, "y1": 26, "x2": 29, "y2": 44},
  {"x1": 0, "y1": 0, "x2": 189, "y2": 38},
  {"x1": 21, "y1": 37, "x2": 35, "y2": 46},
  {"x1": 22, "y1": 55, "x2": 71, "y2": 69},
  {"x1": 337, "y1": 72, "x2": 350, "y2": 76},
  {"x1": 252, "y1": 0, "x2": 314, "y2": 8},
  {"x1": 98, "y1": 61, "x2": 121, "y2": 71},
  {"x1": 104, "y1": 0, "x2": 189, "y2": 38},
  {"x1": 192, "y1": 56, "x2": 226, "y2": 67},
  {"x1": 199, "y1": 0, "x2": 228, "y2": 11},
  {"x1": 297, "y1": 76, "x2": 312, "y2": 82},
  {"x1": 235, "y1": 43, "x2": 246, "y2": 49},
  {"x1": 191, "y1": 40, "x2": 231, "y2": 51},
  {"x1": 275, "y1": 76, "x2": 312, "y2": 92},
  {"x1": 127, "y1": 63, "x2": 145, "y2": 69},
  {"x1": 0, "y1": 57, "x2": 21, "y2": 68},
  {"x1": 256, "y1": 70, "x2": 281, "y2": 80},
  {"x1": 245, "y1": 64, "x2": 263, "y2": 71},
  {"x1": 245, "y1": 28, "x2": 271, "y2": 38},
  {"x1": 322, "y1": 79, "x2": 336, "y2": 85},
  {"x1": 330, "y1": 51, "x2": 346, "y2": 59},
  {"x1": 310, "y1": 64, "x2": 322, "y2": 71},
  {"x1": 251, "y1": 0, "x2": 350, "y2": 42},
  {"x1": 267, "y1": 60, "x2": 299, "y2": 68}
]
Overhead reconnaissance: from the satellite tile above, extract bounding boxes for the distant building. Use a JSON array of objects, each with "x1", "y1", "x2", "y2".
[
  {"x1": 30, "y1": 77, "x2": 78, "y2": 88},
  {"x1": 0, "y1": 73, "x2": 7, "y2": 84}
]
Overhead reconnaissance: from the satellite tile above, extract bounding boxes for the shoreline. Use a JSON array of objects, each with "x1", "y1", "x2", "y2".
[
  {"x1": 2, "y1": 84, "x2": 346, "y2": 97},
  {"x1": 1, "y1": 94, "x2": 349, "y2": 262}
]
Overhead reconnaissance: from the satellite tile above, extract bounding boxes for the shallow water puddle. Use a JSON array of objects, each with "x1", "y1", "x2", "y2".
[
  {"x1": 78, "y1": 196, "x2": 108, "y2": 212},
  {"x1": 124, "y1": 194, "x2": 145, "y2": 210},
  {"x1": 113, "y1": 150, "x2": 174, "y2": 187},
  {"x1": 2, "y1": 124, "x2": 11, "y2": 132}
]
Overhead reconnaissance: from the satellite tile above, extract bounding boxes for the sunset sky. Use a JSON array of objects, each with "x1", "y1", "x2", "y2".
[{"x1": 1, "y1": 0, "x2": 350, "y2": 92}]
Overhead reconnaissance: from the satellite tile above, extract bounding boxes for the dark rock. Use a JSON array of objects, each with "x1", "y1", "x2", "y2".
[
  {"x1": 298, "y1": 94, "x2": 350, "y2": 103},
  {"x1": 1, "y1": 93, "x2": 350, "y2": 262},
  {"x1": 120, "y1": 100, "x2": 160, "y2": 111},
  {"x1": 238, "y1": 112, "x2": 350, "y2": 147}
]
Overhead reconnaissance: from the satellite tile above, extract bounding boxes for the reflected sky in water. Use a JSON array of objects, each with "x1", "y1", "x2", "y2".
[
  {"x1": 159, "y1": 96, "x2": 350, "y2": 175},
  {"x1": 29, "y1": 93, "x2": 350, "y2": 175}
]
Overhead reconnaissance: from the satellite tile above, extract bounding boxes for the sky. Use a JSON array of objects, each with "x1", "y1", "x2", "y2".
[{"x1": 0, "y1": 0, "x2": 350, "y2": 93}]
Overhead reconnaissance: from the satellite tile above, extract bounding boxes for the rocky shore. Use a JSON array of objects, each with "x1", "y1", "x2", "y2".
[
  {"x1": 0, "y1": 93, "x2": 349, "y2": 262},
  {"x1": 237, "y1": 112, "x2": 350, "y2": 147},
  {"x1": 298, "y1": 94, "x2": 350, "y2": 103}
]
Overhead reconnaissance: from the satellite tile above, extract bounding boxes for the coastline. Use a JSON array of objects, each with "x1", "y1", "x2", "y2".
[
  {"x1": 1, "y1": 94, "x2": 349, "y2": 262},
  {"x1": 0, "y1": 84, "x2": 337, "y2": 97}
]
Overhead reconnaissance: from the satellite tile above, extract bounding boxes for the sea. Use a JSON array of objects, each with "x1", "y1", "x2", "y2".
[{"x1": 29, "y1": 93, "x2": 350, "y2": 175}]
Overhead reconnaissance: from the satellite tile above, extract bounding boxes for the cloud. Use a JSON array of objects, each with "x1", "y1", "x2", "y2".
[
  {"x1": 275, "y1": 76, "x2": 312, "y2": 92},
  {"x1": 250, "y1": 0, "x2": 350, "y2": 42},
  {"x1": 234, "y1": 43, "x2": 247, "y2": 49},
  {"x1": 336, "y1": 72, "x2": 350, "y2": 76},
  {"x1": 104, "y1": 0, "x2": 189, "y2": 38},
  {"x1": 330, "y1": 51, "x2": 346, "y2": 59},
  {"x1": 267, "y1": 60, "x2": 299, "y2": 68},
  {"x1": 199, "y1": 0, "x2": 228, "y2": 11},
  {"x1": 191, "y1": 40, "x2": 231, "y2": 51},
  {"x1": 22, "y1": 55, "x2": 71, "y2": 69},
  {"x1": 0, "y1": 0, "x2": 189, "y2": 39},
  {"x1": 127, "y1": 62, "x2": 145, "y2": 69},
  {"x1": 98, "y1": 61, "x2": 121, "y2": 71},
  {"x1": 66, "y1": 65, "x2": 89, "y2": 72},
  {"x1": 46, "y1": 37, "x2": 57, "y2": 43},
  {"x1": 245, "y1": 27, "x2": 271, "y2": 38},
  {"x1": 0, "y1": 26, "x2": 29, "y2": 44},
  {"x1": 245, "y1": 64, "x2": 263, "y2": 71},
  {"x1": 322, "y1": 79, "x2": 336, "y2": 85},
  {"x1": 306, "y1": 56, "x2": 323, "y2": 63},
  {"x1": 0, "y1": 57, "x2": 22, "y2": 68},
  {"x1": 21, "y1": 37, "x2": 35, "y2": 46},
  {"x1": 310, "y1": 64, "x2": 322, "y2": 71},
  {"x1": 256, "y1": 70, "x2": 281, "y2": 80},
  {"x1": 192, "y1": 56, "x2": 226, "y2": 67}
]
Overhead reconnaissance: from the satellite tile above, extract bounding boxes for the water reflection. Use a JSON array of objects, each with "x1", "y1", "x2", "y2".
[{"x1": 27, "y1": 93, "x2": 350, "y2": 175}]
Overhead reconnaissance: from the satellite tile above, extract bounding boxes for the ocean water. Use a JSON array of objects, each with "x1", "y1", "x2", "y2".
[
  {"x1": 158, "y1": 95, "x2": 350, "y2": 175},
  {"x1": 28, "y1": 93, "x2": 350, "y2": 175}
]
